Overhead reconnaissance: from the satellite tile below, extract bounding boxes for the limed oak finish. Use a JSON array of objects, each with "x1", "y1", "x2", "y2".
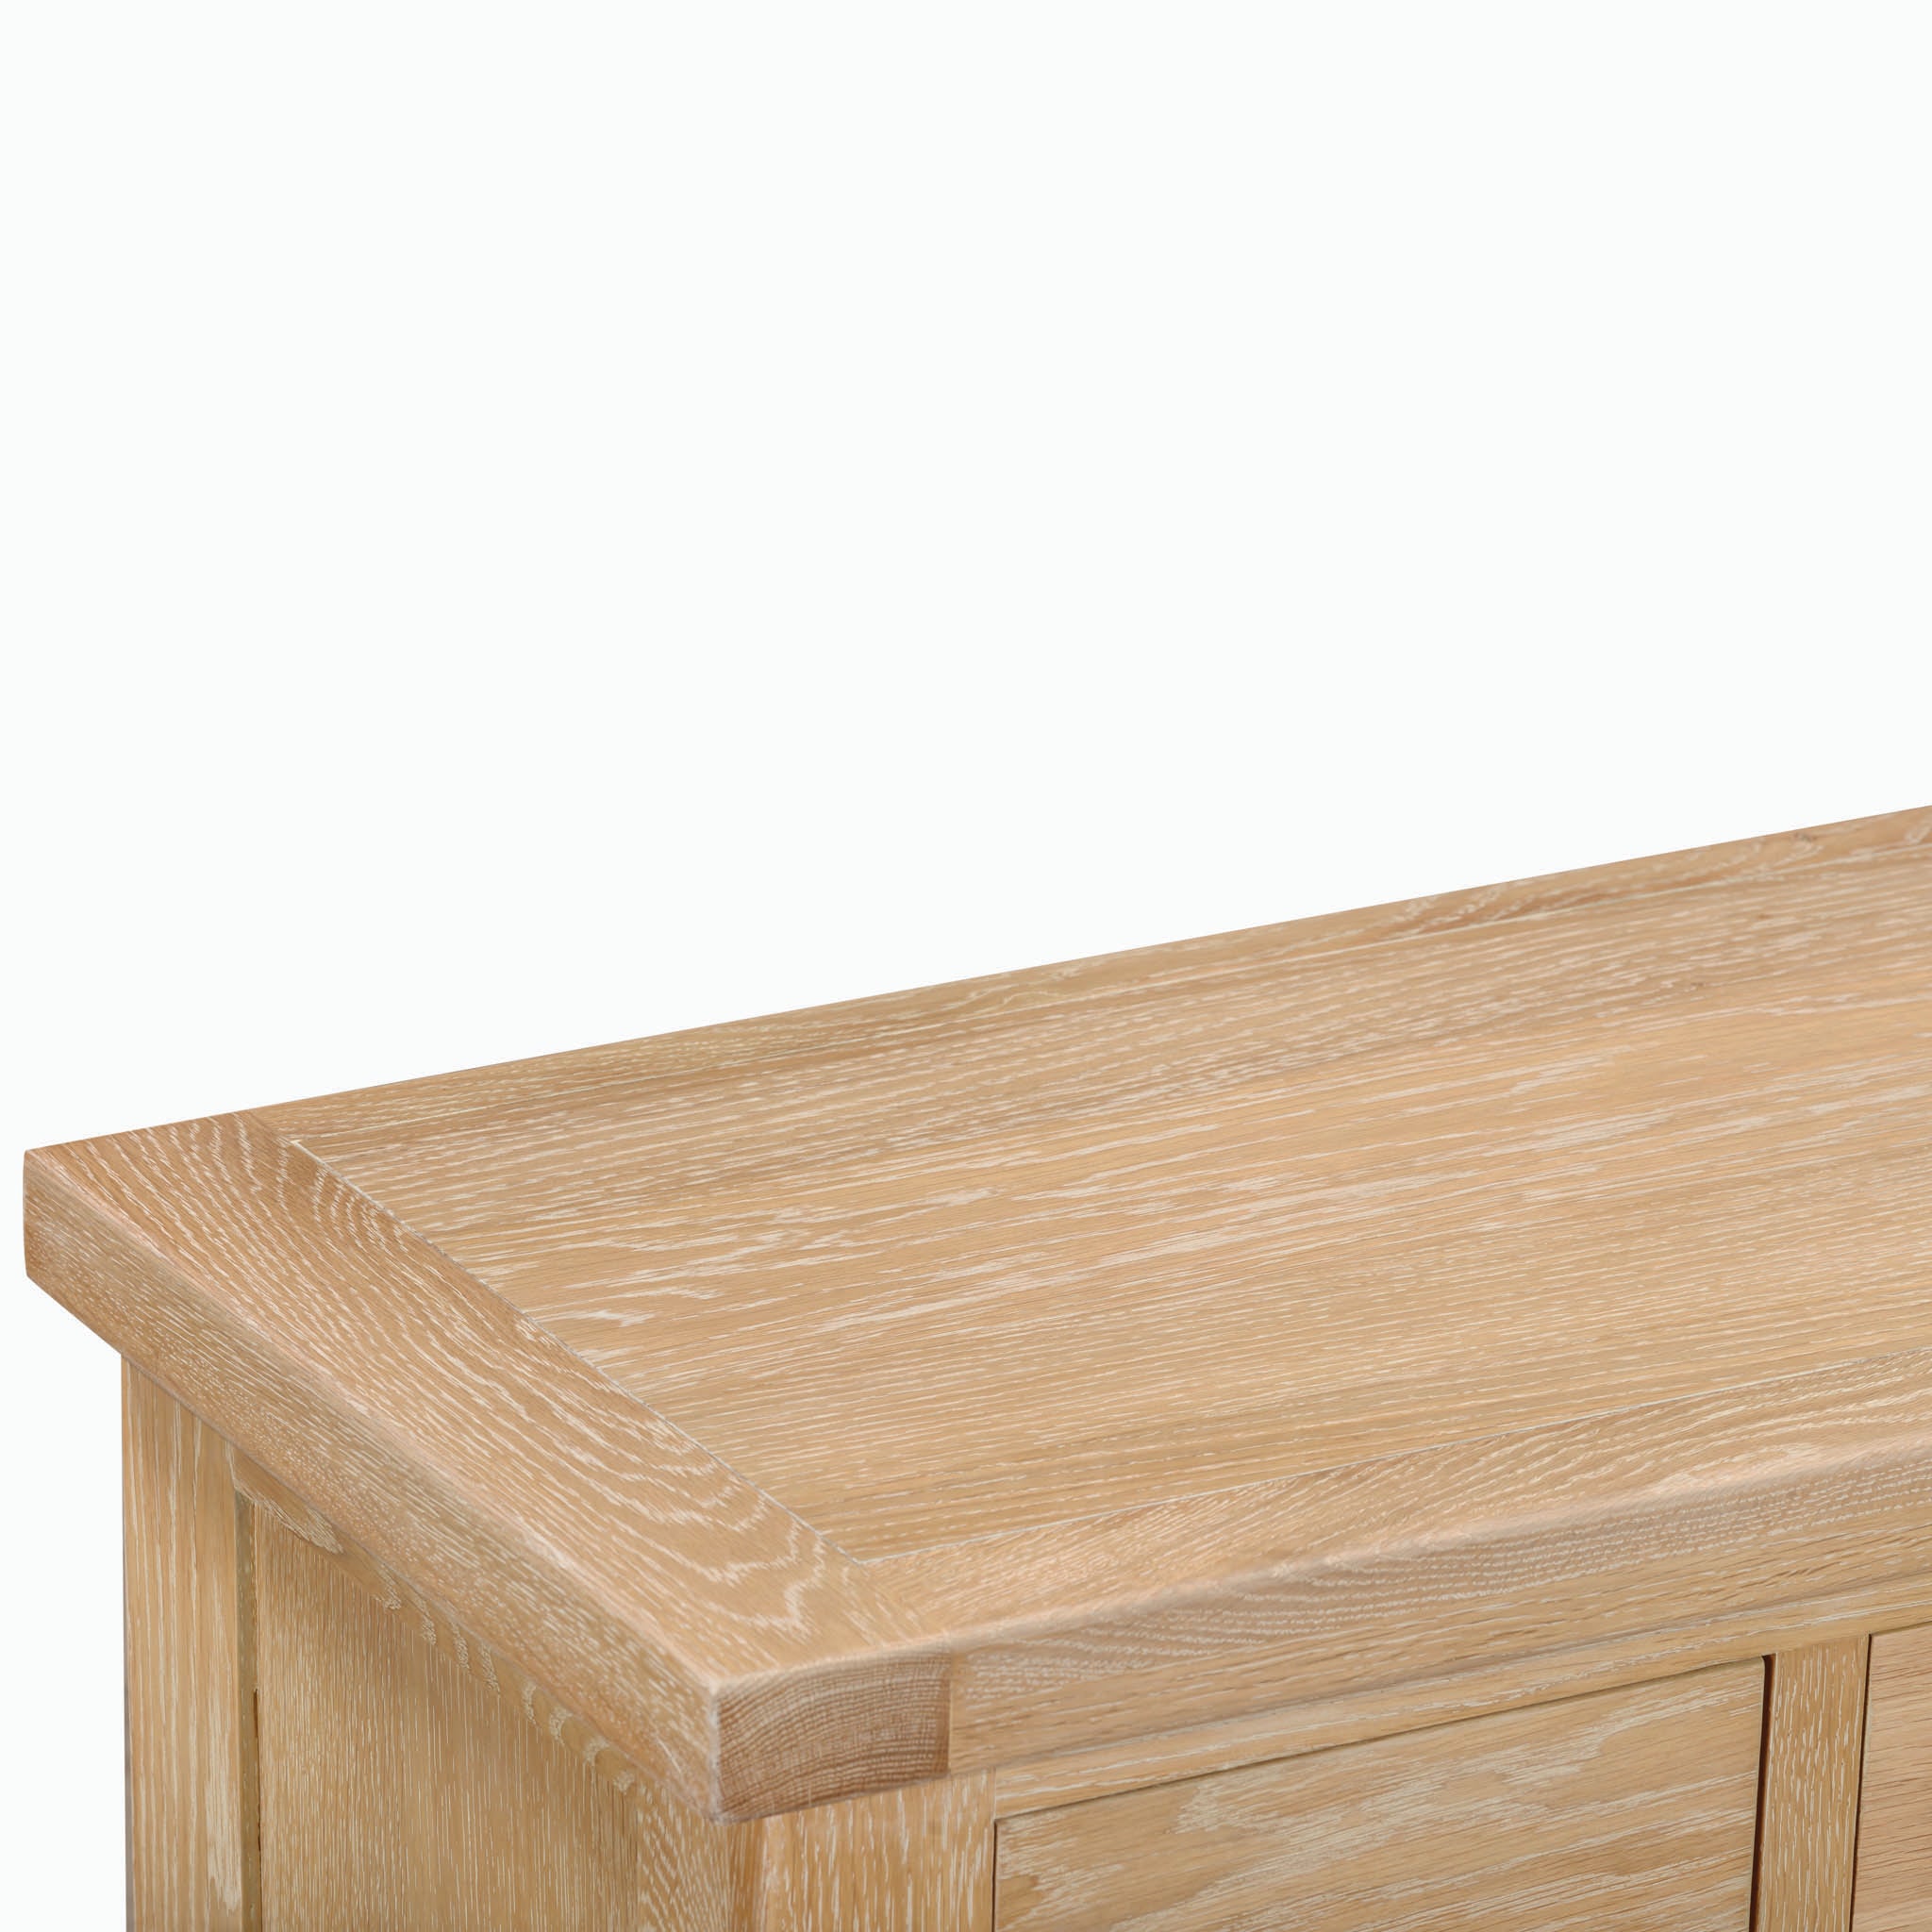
[
  {"x1": 1853, "y1": 1624, "x2": 1932, "y2": 1929},
  {"x1": 994, "y1": 1665, "x2": 1765, "y2": 1931},
  {"x1": 22, "y1": 805, "x2": 1932, "y2": 1929}
]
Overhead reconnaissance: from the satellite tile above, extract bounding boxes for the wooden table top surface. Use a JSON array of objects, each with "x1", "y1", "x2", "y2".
[{"x1": 25, "y1": 805, "x2": 1932, "y2": 1817}]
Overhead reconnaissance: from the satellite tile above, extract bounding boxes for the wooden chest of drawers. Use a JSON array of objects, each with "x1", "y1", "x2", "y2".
[{"x1": 24, "y1": 806, "x2": 1932, "y2": 1928}]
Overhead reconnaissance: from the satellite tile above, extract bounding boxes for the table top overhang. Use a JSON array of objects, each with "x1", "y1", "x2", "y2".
[{"x1": 25, "y1": 806, "x2": 1932, "y2": 1816}]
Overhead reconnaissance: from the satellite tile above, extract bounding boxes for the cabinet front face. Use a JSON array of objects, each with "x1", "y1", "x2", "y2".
[
  {"x1": 1855, "y1": 1624, "x2": 1932, "y2": 1932},
  {"x1": 121, "y1": 1364, "x2": 1931, "y2": 1932},
  {"x1": 993, "y1": 1665, "x2": 1765, "y2": 1932}
]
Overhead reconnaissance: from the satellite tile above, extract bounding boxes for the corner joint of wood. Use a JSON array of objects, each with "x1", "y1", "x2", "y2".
[{"x1": 710, "y1": 1653, "x2": 953, "y2": 1820}]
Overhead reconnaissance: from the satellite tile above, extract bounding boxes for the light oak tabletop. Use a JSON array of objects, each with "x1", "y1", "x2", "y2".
[{"x1": 25, "y1": 805, "x2": 1932, "y2": 1820}]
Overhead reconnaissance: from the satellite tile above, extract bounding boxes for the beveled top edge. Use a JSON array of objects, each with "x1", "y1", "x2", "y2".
[
  {"x1": 23, "y1": 803, "x2": 1932, "y2": 1813},
  {"x1": 23, "y1": 1113, "x2": 950, "y2": 1816}
]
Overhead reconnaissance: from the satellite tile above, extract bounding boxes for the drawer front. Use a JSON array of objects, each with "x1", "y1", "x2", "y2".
[
  {"x1": 994, "y1": 1663, "x2": 1763, "y2": 1932},
  {"x1": 1854, "y1": 1624, "x2": 1932, "y2": 1931}
]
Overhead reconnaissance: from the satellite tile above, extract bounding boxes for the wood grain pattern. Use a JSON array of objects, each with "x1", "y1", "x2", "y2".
[
  {"x1": 892, "y1": 1349, "x2": 1932, "y2": 1770},
  {"x1": 753, "y1": 1776, "x2": 994, "y2": 1931},
  {"x1": 247, "y1": 1489, "x2": 991, "y2": 1930},
  {"x1": 1755, "y1": 1639, "x2": 1870, "y2": 1932},
  {"x1": 1851, "y1": 1623, "x2": 1932, "y2": 1931},
  {"x1": 125, "y1": 1367, "x2": 259, "y2": 1932},
  {"x1": 286, "y1": 846, "x2": 1932, "y2": 1557},
  {"x1": 25, "y1": 805, "x2": 1932, "y2": 1814},
  {"x1": 988, "y1": 1617, "x2": 1792, "y2": 1820},
  {"x1": 988, "y1": 1572, "x2": 1932, "y2": 1819},
  {"x1": 26, "y1": 1118, "x2": 941, "y2": 1817},
  {"x1": 993, "y1": 1664, "x2": 1764, "y2": 1932},
  {"x1": 254, "y1": 1510, "x2": 755, "y2": 1931},
  {"x1": 229, "y1": 1443, "x2": 652, "y2": 1802},
  {"x1": 260, "y1": 805, "x2": 1928, "y2": 1147}
]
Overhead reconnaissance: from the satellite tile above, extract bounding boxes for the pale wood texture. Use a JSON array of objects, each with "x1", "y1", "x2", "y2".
[
  {"x1": 26, "y1": 1118, "x2": 939, "y2": 1816},
  {"x1": 260, "y1": 806, "x2": 1919, "y2": 1145},
  {"x1": 125, "y1": 1367, "x2": 259, "y2": 1932},
  {"x1": 25, "y1": 803, "x2": 1932, "y2": 1812},
  {"x1": 229, "y1": 1443, "x2": 650, "y2": 1802},
  {"x1": 990, "y1": 1573, "x2": 1932, "y2": 1818},
  {"x1": 1756, "y1": 1639, "x2": 1870, "y2": 1932},
  {"x1": 254, "y1": 1510, "x2": 755, "y2": 1932},
  {"x1": 994, "y1": 1665, "x2": 1764, "y2": 1932},
  {"x1": 753, "y1": 1776, "x2": 994, "y2": 1931},
  {"x1": 996, "y1": 1584, "x2": 1885, "y2": 1807},
  {"x1": 904, "y1": 1349, "x2": 1932, "y2": 1770},
  {"x1": 1851, "y1": 1622, "x2": 1932, "y2": 1931},
  {"x1": 274, "y1": 826, "x2": 1932, "y2": 1559},
  {"x1": 225, "y1": 1398, "x2": 1932, "y2": 1932}
]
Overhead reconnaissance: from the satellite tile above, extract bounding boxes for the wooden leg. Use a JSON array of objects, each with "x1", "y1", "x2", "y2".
[
  {"x1": 129, "y1": 1387, "x2": 994, "y2": 1930},
  {"x1": 250, "y1": 1506, "x2": 994, "y2": 1929},
  {"x1": 752, "y1": 1776, "x2": 994, "y2": 1931},
  {"x1": 252, "y1": 1509, "x2": 746, "y2": 1931},
  {"x1": 125, "y1": 1366, "x2": 260, "y2": 1932},
  {"x1": 1755, "y1": 1638, "x2": 1870, "y2": 1932}
]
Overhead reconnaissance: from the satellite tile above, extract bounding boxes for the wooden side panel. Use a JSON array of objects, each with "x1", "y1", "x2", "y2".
[
  {"x1": 125, "y1": 1366, "x2": 259, "y2": 1932},
  {"x1": 1756, "y1": 1639, "x2": 1869, "y2": 1932},
  {"x1": 993, "y1": 1664, "x2": 1763, "y2": 1932},
  {"x1": 1852, "y1": 1624, "x2": 1932, "y2": 1931},
  {"x1": 755, "y1": 1776, "x2": 994, "y2": 1932},
  {"x1": 230, "y1": 1441, "x2": 651, "y2": 1803},
  {"x1": 253, "y1": 1512, "x2": 749, "y2": 1932}
]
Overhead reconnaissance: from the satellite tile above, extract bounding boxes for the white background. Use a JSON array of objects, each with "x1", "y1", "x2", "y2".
[{"x1": 3, "y1": 6, "x2": 1928, "y2": 1920}]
